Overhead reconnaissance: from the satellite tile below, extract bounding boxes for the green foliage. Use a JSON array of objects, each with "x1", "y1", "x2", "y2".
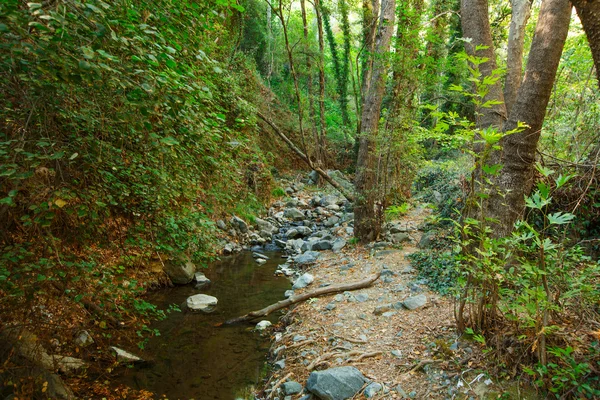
[
  {"x1": 384, "y1": 202, "x2": 411, "y2": 219},
  {"x1": 408, "y1": 250, "x2": 459, "y2": 295}
]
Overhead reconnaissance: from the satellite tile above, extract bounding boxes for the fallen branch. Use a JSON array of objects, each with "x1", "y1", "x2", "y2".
[
  {"x1": 223, "y1": 272, "x2": 380, "y2": 325},
  {"x1": 268, "y1": 372, "x2": 293, "y2": 399},
  {"x1": 346, "y1": 351, "x2": 382, "y2": 363},
  {"x1": 256, "y1": 110, "x2": 355, "y2": 202}
]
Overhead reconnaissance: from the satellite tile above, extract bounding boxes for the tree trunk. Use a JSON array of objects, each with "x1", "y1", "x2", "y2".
[
  {"x1": 460, "y1": 0, "x2": 507, "y2": 130},
  {"x1": 572, "y1": 0, "x2": 600, "y2": 88},
  {"x1": 314, "y1": 0, "x2": 328, "y2": 159},
  {"x1": 488, "y1": 0, "x2": 572, "y2": 237},
  {"x1": 300, "y1": 0, "x2": 320, "y2": 166},
  {"x1": 504, "y1": 0, "x2": 532, "y2": 114},
  {"x1": 354, "y1": 0, "x2": 396, "y2": 243},
  {"x1": 339, "y1": 0, "x2": 352, "y2": 128}
]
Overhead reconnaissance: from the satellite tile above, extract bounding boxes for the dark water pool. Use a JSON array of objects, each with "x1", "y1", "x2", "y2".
[{"x1": 116, "y1": 251, "x2": 290, "y2": 399}]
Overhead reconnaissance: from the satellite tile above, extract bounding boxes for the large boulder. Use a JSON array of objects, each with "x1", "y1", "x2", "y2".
[
  {"x1": 294, "y1": 251, "x2": 320, "y2": 266},
  {"x1": 164, "y1": 255, "x2": 196, "y2": 284},
  {"x1": 186, "y1": 294, "x2": 218, "y2": 313},
  {"x1": 306, "y1": 366, "x2": 366, "y2": 400},
  {"x1": 286, "y1": 226, "x2": 313, "y2": 238},
  {"x1": 231, "y1": 215, "x2": 249, "y2": 233},
  {"x1": 292, "y1": 273, "x2": 314, "y2": 289},
  {"x1": 284, "y1": 207, "x2": 305, "y2": 221},
  {"x1": 255, "y1": 217, "x2": 277, "y2": 234}
]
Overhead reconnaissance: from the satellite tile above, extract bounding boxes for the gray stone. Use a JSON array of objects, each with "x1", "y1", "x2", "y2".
[
  {"x1": 223, "y1": 243, "x2": 234, "y2": 254},
  {"x1": 193, "y1": 272, "x2": 211, "y2": 288},
  {"x1": 186, "y1": 294, "x2": 218, "y2": 313},
  {"x1": 312, "y1": 240, "x2": 333, "y2": 251},
  {"x1": 73, "y1": 330, "x2": 94, "y2": 347},
  {"x1": 320, "y1": 195, "x2": 340, "y2": 207},
  {"x1": 231, "y1": 215, "x2": 248, "y2": 233},
  {"x1": 285, "y1": 290, "x2": 295, "y2": 298},
  {"x1": 255, "y1": 320, "x2": 272, "y2": 331},
  {"x1": 255, "y1": 217, "x2": 277, "y2": 234},
  {"x1": 164, "y1": 255, "x2": 196, "y2": 284},
  {"x1": 418, "y1": 231, "x2": 436, "y2": 249},
  {"x1": 432, "y1": 190, "x2": 443, "y2": 203},
  {"x1": 403, "y1": 294, "x2": 427, "y2": 310},
  {"x1": 283, "y1": 381, "x2": 304, "y2": 395},
  {"x1": 364, "y1": 383, "x2": 383, "y2": 398},
  {"x1": 287, "y1": 226, "x2": 313, "y2": 238},
  {"x1": 294, "y1": 251, "x2": 320, "y2": 266},
  {"x1": 391, "y1": 350, "x2": 402, "y2": 359},
  {"x1": 324, "y1": 216, "x2": 340, "y2": 227},
  {"x1": 293, "y1": 273, "x2": 315, "y2": 289},
  {"x1": 382, "y1": 311, "x2": 397, "y2": 317},
  {"x1": 334, "y1": 294, "x2": 344, "y2": 302},
  {"x1": 293, "y1": 335, "x2": 307, "y2": 342},
  {"x1": 389, "y1": 224, "x2": 407, "y2": 234},
  {"x1": 216, "y1": 219, "x2": 227, "y2": 230},
  {"x1": 391, "y1": 233, "x2": 411, "y2": 244},
  {"x1": 253, "y1": 252, "x2": 269, "y2": 260},
  {"x1": 308, "y1": 170, "x2": 319, "y2": 183},
  {"x1": 306, "y1": 366, "x2": 366, "y2": 400},
  {"x1": 52, "y1": 356, "x2": 87, "y2": 375},
  {"x1": 325, "y1": 302, "x2": 337, "y2": 311},
  {"x1": 332, "y1": 239, "x2": 347, "y2": 252},
  {"x1": 110, "y1": 346, "x2": 144, "y2": 363},
  {"x1": 256, "y1": 258, "x2": 267, "y2": 265},
  {"x1": 355, "y1": 293, "x2": 369, "y2": 303},
  {"x1": 284, "y1": 208, "x2": 305, "y2": 221},
  {"x1": 274, "y1": 359, "x2": 286, "y2": 370}
]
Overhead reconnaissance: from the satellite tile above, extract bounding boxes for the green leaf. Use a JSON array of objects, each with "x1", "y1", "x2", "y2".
[
  {"x1": 555, "y1": 174, "x2": 575, "y2": 189},
  {"x1": 547, "y1": 212, "x2": 575, "y2": 225},
  {"x1": 535, "y1": 163, "x2": 554, "y2": 177},
  {"x1": 160, "y1": 137, "x2": 179, "y2": 146}
]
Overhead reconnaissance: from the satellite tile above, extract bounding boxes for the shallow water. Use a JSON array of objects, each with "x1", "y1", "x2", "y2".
[{"x1": 116, "y1": 251, "x2": 290, "y2": 399}]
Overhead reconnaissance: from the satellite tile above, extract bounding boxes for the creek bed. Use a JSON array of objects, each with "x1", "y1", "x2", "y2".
[{"x1": 115, "y1": 251, "x2": 290, "y2": 399}]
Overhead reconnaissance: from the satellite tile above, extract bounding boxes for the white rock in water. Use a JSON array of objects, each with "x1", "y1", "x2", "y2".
[
  {"x1": 194, "y1": 272, "x2": 211, "y2": 286},
  {"x1": 110, "y1": 346, "x2": 143, "y2": 363},
  {"x1": 255, "y1": 320, "x2": 272, "y2": 331},
  {"x1": 186, "y1": 294, "x2": 218, "y2": 313}
]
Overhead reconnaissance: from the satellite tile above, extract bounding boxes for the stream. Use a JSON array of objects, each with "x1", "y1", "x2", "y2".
[{"x1": 116, "y1": 251, "x2": 290, "y2": 399}]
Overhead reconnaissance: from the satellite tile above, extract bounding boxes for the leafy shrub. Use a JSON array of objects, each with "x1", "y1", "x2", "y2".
[{"x1": 408, "y1": 250, "x2": 459, "y2": 295}]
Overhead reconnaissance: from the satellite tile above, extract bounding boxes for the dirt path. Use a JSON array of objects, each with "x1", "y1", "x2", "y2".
[{"x1": 259, "y1": 201, "x2": 506, "y2": 399}]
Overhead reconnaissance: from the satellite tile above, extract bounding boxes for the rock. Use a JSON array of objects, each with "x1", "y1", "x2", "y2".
[
  {"x1": 284, "y1": 290, "x2": 295, "y2": 298},
  {"x1": 418, "y1": 231, "x2": 436, "y2": 249},
  {"x1": 110, "y1": 346, "x2": 144, "y2": 363},
  {"x1": 320, "y1": 195, "x2": 339, "y2": 207},
  {"x1": 391, "y1": 233, "x2": 410, "y2": 244},
  {"x1": 327, "y1": 170, "x2": 355, "y2": 195},
  {"x1": 285, "y1": 187, "x2": 295, "y2": 195},
  {"x1": 324, "y1": 216, "x2": 340, "y2": 227},
  {"x1": 253, "y1": 252, "x2": 269, "y2": 260},
  {"x1": 312, "y1": 240, "x2": 332, "y2": 251},
  {"x1": 308, "y1": 170, "x2": 319, "y2": 183},
  {"x1": 391, "y1": 350, "x2": 402, "y2": 358},
  {"x1": 231, "y1": 215, "x2": 249, "y2": 233},
  {"x1": 256, "y1": 258, "x2": 267, "y2": 265},
  {"x1": 52, "y1": 356, "x2": 87, "y2": 374},
  {"x1": 355, "y1": 293, "x2": 369, "y2": 303},
  {"x1": 164, "y1": 255, "x2": 196, "y2": 285},
  {"x1": 325, "y1": 302, "x2": 336, "y2": 311},
  {"x1": 332, "y1": 239, "x2": 346, "y2": 252},
  {"x1": 284, "y1": 208, "x2": 305, "y2": 221},
  {"x1": 40, "y1": 371, "x2": 75, "y2": 399},
  {"x1": 255, "y1": 217, "x2": 277, "y2": 234},
  {"x1": 186, "y1": 294, "x2": 218, "y2": 313},
  {"x1": 389, "y1": 224, "x2": 407, "y2": 234},
  {"x1": 432, "y1": 190, "x2": 443, "y2": 203},
  {"x1": 255, "y1": 320, "x2": 272, "y2": 331},
  {"x1": 293, "y1": 335, "x2": 307, "y2": 342},
  {"x1": 73, "y1": 330, "x2": 94, "y2": 347},
  {"x1": 293, "y1": 273, "x2": 315, "y2": 289},
  {"x1": 306, "y1": 366, "x2": 366, "y2": 400},
  {"x1": 382, "y1": 311, "x2": 397, "y2": 317},
  {"x1": 287, "y1": 226, "x2": 313, "y2": 238},
  {"x1": 216, "y1": 219, "x2": 227, "y2": 230},
  {"x1": 193, "y1": 272, "x2": 211, "y2": 288},
  {"x1": 282, "y1": 381, "x2": 303, "y2": 395},
  {"x1": 364, "y1": 382, "x2": 383, "y2": 398},
  {"x1": 403, "y1": 294, "x2": 427, "y2": 310},
  {"x1": 287, "y1": 238, "x2": 305, "y2": 252},
  {"x1": 223, "y1": 243, "x2": 234, "y2": 254},
  {"x1": 294, "y1": 251, "x2": 320, "y2": 266},
  {"x1": 274, "y1": 359, "x2": 286, "y2": 370}
]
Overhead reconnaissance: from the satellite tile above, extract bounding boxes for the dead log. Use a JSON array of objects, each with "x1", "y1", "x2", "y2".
[
  {"x1": 223, "y1": 272, "x2": 380, "y2": 325},
  {"x1": 256, "y1": 110, "x2": 355, "y2": 202}
]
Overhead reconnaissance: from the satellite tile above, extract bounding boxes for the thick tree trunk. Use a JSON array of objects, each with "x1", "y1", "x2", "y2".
[
  {"x1": 354, "y1": 0, "x2": 396, "y2": 243},
  {"x1": 489, "y1": 0, "x2": 572, "y2": 237},
  {"x1": 460, "y1": 0, "x2": 507, "y2": 130},
  {"x1": 504, "y1": 0, "x2": 532, "y2": 114},
  {"x1": 572, "y1": 0, "x2": 600, "y2": 87},
  {"x1": 339, "y1": 0, "x2": 352, "y2": 128}
]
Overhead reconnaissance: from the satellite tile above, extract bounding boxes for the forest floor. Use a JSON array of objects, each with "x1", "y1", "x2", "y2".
[{"x1": 259, "y1": 189, "x2": 540, "y2": 399}]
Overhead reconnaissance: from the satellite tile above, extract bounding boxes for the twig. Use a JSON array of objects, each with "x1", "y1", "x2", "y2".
[{"x1": 268, "y1": 372, "x2": 293, "y2": 399}]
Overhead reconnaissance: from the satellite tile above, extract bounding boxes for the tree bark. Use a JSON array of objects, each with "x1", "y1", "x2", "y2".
[
  {"x1": 572, "y1": 0, "x2": 600, "y2": 88},
  {"x1": 223, "y1": 272, "x2": 381, "y2": 324},
  {"x1": 489, "y1": 0, "x2": 572, "y2": 237},
  {"x1": 314, "y1": 0, "x2": 328, "y2": 158},
  {"x1": 504, "y1": 0, "x2": 532, "y2": 114},
  {"x1": 354, "y1": 0, "x2": 396, "y2": 243},
  {"x1": 460, "y1": 0, "x2": 507, "y2": 130}
]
